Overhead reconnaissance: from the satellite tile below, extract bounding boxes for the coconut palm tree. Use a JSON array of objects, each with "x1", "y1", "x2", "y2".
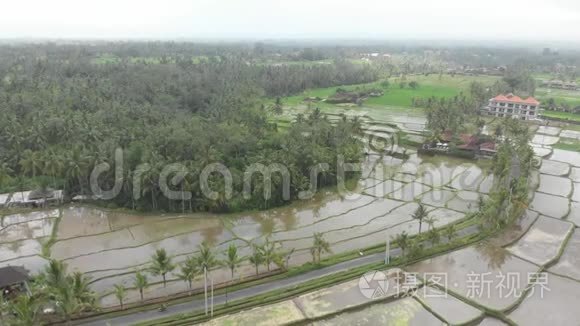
[
  {"x1": 412, "y1": 203, "x2": 428, "y2": 234},
  {"x1": 7, "y1": 293, "x2": 42, "y2": 326},
  {"x1": 0, "y1": 162, "x2": 13, "y2": 189},
  {"x1": 274, "y1": 248, "x2": 295, "y2": 271},
  {"x1": 0, "y1": 292, "x2": 6, "y2": 324},
  {"x1": 114, "y1": 284, "x2": 127, "y2": 310},
  {"x1": 43, "y1": 259, "x2": 68, "y2": 288},
  {"x1": 261, "y1": 238, "x2": 279, "y2": 271},
  {"x1": 150, "y1": 248, "x2": 175, "y2": 288},
  {"x1": 427, "y1": 228, "x2": 440, "y2": 245},
  {"x1": 197, "y1": 241, "x2": 219, "y2": 315},
  {"x1": 70, "y1": 271, "x2": 96, "y2": 306},
  {"x1": 396, "y1": 231, "x2": 409, "y2": 257},
  {"x1": 424, "y1": 216, "x2": 437, "y2": 231},
  {"x1": 445, "y1": 225, "x2": 457, "y2": 242},
  {"x1": 43, "y1": 151, "x2": 63, "y2": 191},
  {"x1": 197, "y1": 242, "x2": 219, "y2": 276},
  {"x1": 177, "y1": 256, "x2": 198, "y2": 292},
  {"x1": 248, "y1": 244, "x2": 265, "y2": 276},
  {"x1": 223, "y1": 243, "x2": 244, "y2": 279},
  {"x1": 53, "y1": 283, "x2": 91, "y2": 325},
  {"x1": 133, "y1": 271, "x2": 148, "y2": 302},
  {"x1": 19, "y1": 149, "x2": 41, "y2": 179},
  {"x1": 311, "y1": 233, "x2": 331, "y2": 264}
]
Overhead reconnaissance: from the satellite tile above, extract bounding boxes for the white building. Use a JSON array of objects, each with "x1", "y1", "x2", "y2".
[{"x1": 481, "y1": 93, "x2": 541, "y2": 121}]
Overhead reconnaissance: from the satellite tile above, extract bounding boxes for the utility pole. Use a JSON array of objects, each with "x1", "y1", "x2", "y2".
[
  {"x1": 385, "y1": 236, "x2": 390, "y2": 265},
  {"x1": 204, "y1": 267, "x2": 208, "y2": 315},
  {"x1": 210, "y1": 278, "x2": 214, "y2": 317}
]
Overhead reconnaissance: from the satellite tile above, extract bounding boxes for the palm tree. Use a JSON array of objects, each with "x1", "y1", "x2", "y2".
[
  {"x1": 150, "y1": 248, "x2": 175, "y2": 288},
  {"x1": 396, "y1": 231, "x2": 409, "y2": 257},
  {"x1": 177, "y1": 256, "x2": 198, "y2": 292},
  {"x1": 0, "y1": 162, "x2": 13, "y2": 189},
  {"x1": 249, "y1": 244, "x2": 265, "y2": 276},
  {"x1": 70, "y1": 272, "x2": 96, "y2": 306},
  {"x1": 197, "y1": 242, "x2": 219, "y2": 275},
  {"x1": 43, "y1": 151, "x2": 63, "y2": 199},
  {"x1": 197, "y1": 241, "x2": 218, "y2": 315},
  {"x1": 478, "y1": 195, "x2": 486, "y2": 210},
  {"x1": 223, "y1": 243, "x2": 244, "y2": 279},
  {"x1": 445, "y1": 225, "x2": 457, "y2": 242},
  {"x1": 0, "y1": 291, "x2": 6, "y2": 324},
  {"x1": 44, "y1": 259, "x2": 68, "y2": 288},
  {"x1": 19, "y1": 149, "x2": 41, "y2": 179},
  {"x1": 7, "y1": 294, "x2": 42, "y2": 326},
  {"x1": 114, "y1": 284, "x2": 127, "y2": 310},
  {"x1": 424, "y1": 216, "x2": 437, "y2": 231},
  {"x1": 133, "y1": 271, "x2": 149, "y2": 302},
  {"x1": 274, "y1": 248, "x2": 295, "y2": 271},
  {"x1": 261, "y1": 238, "x2": 279, "y2": 271},
  {"x1": 412, "y1": 203, "x2": 428, "y2": 234},
  {"x1": 427, "y1": 228, "x2": 440, "y2": 245},
  {"x1": 53, "y1": 283, "x2": 90, "y2": 325},
  {"x1": 409, "y1": 238, "x2": 424, "y2": 258},
  {"x1": 311, "y1": 233, "x2": 331, "y2": 264}
]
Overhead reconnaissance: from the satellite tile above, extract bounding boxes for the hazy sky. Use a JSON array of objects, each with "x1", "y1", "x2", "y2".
[{"x1": 2, "y1": 0, "x2": 580, "y2": 41}]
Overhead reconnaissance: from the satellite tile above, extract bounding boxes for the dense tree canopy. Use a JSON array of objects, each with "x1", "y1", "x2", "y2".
[{"x1": 0, "y1": 43, "x2": 371, "y2": 212}]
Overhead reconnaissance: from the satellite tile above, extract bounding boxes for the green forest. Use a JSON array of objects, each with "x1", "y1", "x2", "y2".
[{"x1": 0, "y1": 43, "x2": 378, "y2": 212}]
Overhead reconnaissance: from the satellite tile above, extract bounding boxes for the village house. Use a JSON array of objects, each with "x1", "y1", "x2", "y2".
[
  {"x1": 481, "y1": 93, "x2": 541, "y2": 121},
  {"x1": 422, "y1": 130, "x2": 497, "y2": 158}
]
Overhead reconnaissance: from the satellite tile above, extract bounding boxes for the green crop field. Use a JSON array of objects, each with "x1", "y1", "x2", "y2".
[
  {"x1": 282, "y1": 74, "x2": 500, "y2": 109},
  {"x1": 554, "y1": 138, "x2": 580, "y2": 152},
  {"x1": 542, "y1": 110, "x2": 580, "y2": 122},
  {"x1": 536, "y1": 88, "x2": 580, "y2": 107}
]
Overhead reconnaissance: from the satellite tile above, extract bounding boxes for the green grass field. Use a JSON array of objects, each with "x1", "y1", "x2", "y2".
[{"x1": 283, "y1": 74, "x2": 500, "y2": 109}]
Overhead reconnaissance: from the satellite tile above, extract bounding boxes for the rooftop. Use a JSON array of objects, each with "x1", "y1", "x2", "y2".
[
  {"x1": 0, "y1": 266, "x2": 30, "y2": 288},
  {"x1": 492, "y1": 93, "x2": 540, "y2": 105}
]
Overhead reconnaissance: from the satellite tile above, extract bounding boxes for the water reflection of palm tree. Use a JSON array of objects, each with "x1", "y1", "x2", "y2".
[
  {"x1": 257, "y1": 216, "x2": 275, "y2": 235},
  {"x1": 201, "y1": 226, "x2": 224, "y2": 244},
  {"x1": 475, "y1": 241, "x2": 511, "y2": 269},
  {"x1": 280, "y1": 209, "x2": 297, "y2": 231}
]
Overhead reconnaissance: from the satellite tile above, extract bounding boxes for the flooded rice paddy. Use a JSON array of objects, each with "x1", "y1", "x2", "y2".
[
  {"x1": 1, "y1": 146, "x2": 494, "y2": 306},
  {"x1": 200, "y1": 127, "x2": 580, "y2": 325}
]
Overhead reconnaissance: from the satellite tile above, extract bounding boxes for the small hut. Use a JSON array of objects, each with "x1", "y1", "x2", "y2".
[{"x1": 0, "y1": 266, "x2": 30, "y2": 299}]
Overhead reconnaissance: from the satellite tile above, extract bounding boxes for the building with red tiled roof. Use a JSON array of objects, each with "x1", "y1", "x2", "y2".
[{"x1": 481, "y1": 93, "x2": 542, "y2": 121}]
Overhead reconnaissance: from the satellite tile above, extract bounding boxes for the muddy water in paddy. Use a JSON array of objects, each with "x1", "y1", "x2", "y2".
[
  {"x1": 509, "y1": 272, "x2": 580, "y2": 325},
  {"x1": 549, "y1": 149, "x2": 580, "y2": 167},
  {"x1": 539, "y1": 159, "x2": 570, "y2": 176},
  {"x1": 406, "y1": 245, "x2": 539, "y2": 311},
  {"x1": 550, "y1": 230, "x2": 580, "y2": 281},
  {"x1": 312, "y1": 296, "x2": 443, "y2": 326},
  {"x1": 572, "y1": 183, "x2": 580, "y2": 202},
  {"x1": 1, "y1": 153, "x2": 495, "y2": 306},
  {"x1": 506, "y1": 216, "x2": 573, "y2": 266},
  {"x1": 529, "y1": 192, "x2": 570, "y2": 219},
  {"x1": 415, "y1": 286, "x2": 482, "y2": 324}
]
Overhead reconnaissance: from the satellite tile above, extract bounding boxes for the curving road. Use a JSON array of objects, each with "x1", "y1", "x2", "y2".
[{"x1": 77, "y1": 224, "x2": 478, "y2": 326}]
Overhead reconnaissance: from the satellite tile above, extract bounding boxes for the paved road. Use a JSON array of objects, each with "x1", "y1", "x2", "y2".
[
  {"x1": 77, "y1": 224, "x2": 478, "y2": 326},
  {"x1": 77, "y1": 250, "x2": 391, "y2": 325}
]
